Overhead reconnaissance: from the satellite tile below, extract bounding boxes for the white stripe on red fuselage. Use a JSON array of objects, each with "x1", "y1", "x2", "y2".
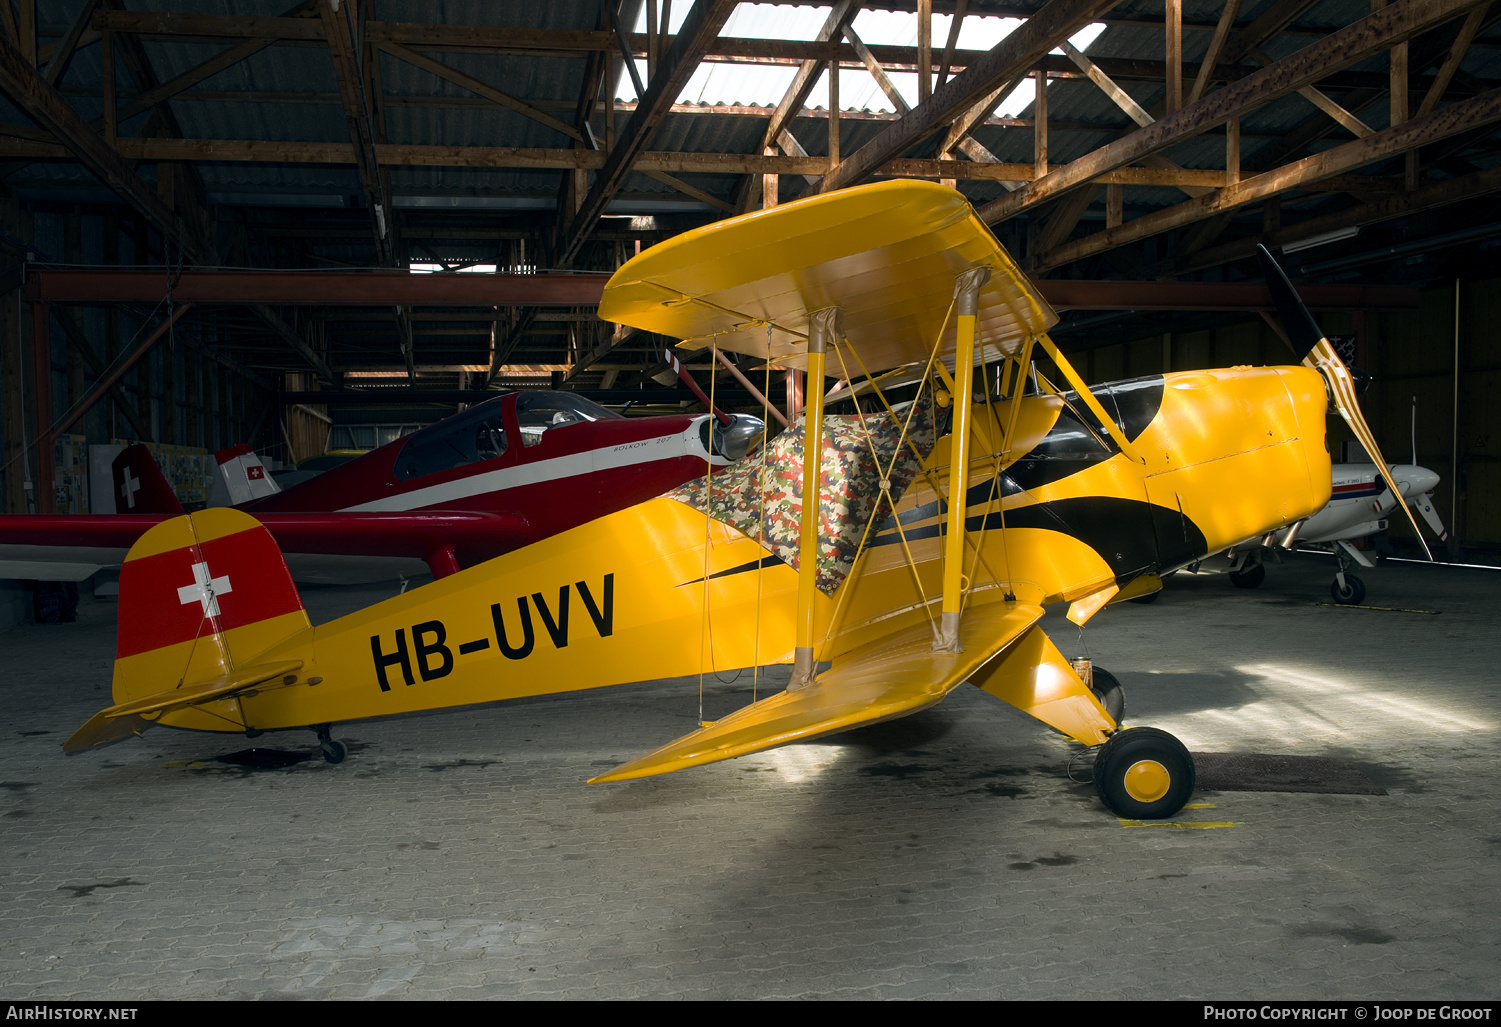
[{"x1": 339, "y1": 423, "x2": 717, "y2": 513}]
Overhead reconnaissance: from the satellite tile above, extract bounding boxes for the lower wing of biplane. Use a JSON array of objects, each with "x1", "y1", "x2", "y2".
[{"x1": 63, "y1": 181, "x2": 1406, "y2": 822}]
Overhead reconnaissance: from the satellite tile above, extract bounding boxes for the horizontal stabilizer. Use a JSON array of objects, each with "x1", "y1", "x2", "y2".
[
  {"x1": 64, "y1": 659, "x2": 302, "y2": 753},
  {"x1": 589, "y1": 601, "x2": 1043, "y2": 784}
]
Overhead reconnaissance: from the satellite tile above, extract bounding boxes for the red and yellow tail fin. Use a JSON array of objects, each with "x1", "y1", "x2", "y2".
[{"x1": 66, "y1": 508, "x2": 310, "y2": 752}]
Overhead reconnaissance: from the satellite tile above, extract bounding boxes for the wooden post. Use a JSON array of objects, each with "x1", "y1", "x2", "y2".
[
  {"x1": 646, "y1": 0, "x2": 658, "y2": 81},
  {"x1": 32, "y1": 300, "x2": 52, "y2": 513},
  {"x1": 762, "y1": 145, "x2": 778, "y2": 209},
  {"x1": 2, "y1": 286, "x2": 24, "y2": 513},
  {"x1": 918, "y1": 0, "x2": 932, "y2": 105},
  {"x1": 1226, "y1": 116, "x2": 1240, "y2": 184},
  {"x1": 18, "y1": 0, "x2": 34, "y2": 65},
  {"x1": 1033, "y1": 70, "x2": 1048, "y2": 179},
  {"x1": 1106, "y1": 183, "x2": 1123, "y2": 228},
  {"x1": 102, "y1": 31, "x2": 115, "y2": 144},
  {"x1": 827, "y1": 58, "x2": 839, "y2": 166},
  {"x1": 1165, "y1": 0, "x2": 1182, "y2": 113}
]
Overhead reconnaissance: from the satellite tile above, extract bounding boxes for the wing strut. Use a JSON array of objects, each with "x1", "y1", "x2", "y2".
[
  {"x1": 790, "y1": 306, "x2": 842, "y2": 689},
  {"x1": 1033, "y1": 332, "x2": 1145, "y2": 465},
  {"x1": 934, "y1": 267, "x2": 992, "y2": 652}
]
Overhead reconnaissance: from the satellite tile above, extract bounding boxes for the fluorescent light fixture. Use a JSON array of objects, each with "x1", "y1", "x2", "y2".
[{"x1": 1282, "y1": 227, "x2": 1359, "y2": 254}]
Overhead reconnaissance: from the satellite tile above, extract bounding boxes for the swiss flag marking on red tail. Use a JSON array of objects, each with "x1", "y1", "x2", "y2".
[
  {"x1": 246, "y1": 465, "x2": 265, "y2": 481},
  {"x1": 118, "y1": 525, "x2": 303, "y2": 659}
]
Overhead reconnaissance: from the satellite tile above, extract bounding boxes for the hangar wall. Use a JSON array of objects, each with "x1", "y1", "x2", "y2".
[{"x1": 0, "y1": 204, "x2": 274, "y2": 627}]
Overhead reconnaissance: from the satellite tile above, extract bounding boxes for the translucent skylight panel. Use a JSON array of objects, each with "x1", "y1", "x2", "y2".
[{"x1": 615, "y1": 3, "x2": 1107, "y2": 116}]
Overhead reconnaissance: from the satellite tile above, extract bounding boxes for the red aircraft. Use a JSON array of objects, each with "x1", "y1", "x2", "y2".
[{"x1": 0, "y1": 391, "x2": 763, "y2": 584}]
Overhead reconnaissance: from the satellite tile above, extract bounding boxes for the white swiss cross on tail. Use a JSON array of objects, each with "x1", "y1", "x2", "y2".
[
  {"x1": 119, "y1": 467, "x2": 140, "y2": 509},
  {"x1": 115, "y1": 508, "x2": 307, "y2": 662},
  {"x1": 177, "y1": 561, "x2": 232, "y2": 617}
]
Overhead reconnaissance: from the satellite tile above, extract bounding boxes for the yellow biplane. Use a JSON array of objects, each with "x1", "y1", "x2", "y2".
[{"x1": 64, "y1": 180, "x2": 1412, "y2": 820}]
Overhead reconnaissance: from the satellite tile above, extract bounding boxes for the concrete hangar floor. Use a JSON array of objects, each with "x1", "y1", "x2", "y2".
[{"x1": 0, "y1": 553, "x2": 1496, "y2": 1001}]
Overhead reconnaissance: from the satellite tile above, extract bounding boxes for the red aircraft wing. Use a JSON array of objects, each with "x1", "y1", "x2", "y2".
[{"x1": 0, "y1": 510, "x2": 530, "y2": 582}]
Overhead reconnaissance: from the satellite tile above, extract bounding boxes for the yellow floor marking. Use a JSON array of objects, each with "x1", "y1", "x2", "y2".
[
  {"x1": 1309, "y1": 602, "x2": 1440, "y2": 614},
  {"x1": 1184, "y1": 803, "x2": 1217, "y2": 809},
  {"x1": 1117, "y1": 819, "x2": 1239, "y2": 829}
]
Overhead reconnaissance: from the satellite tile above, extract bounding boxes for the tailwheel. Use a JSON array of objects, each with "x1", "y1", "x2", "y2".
[
  {"x1": 1093, "y1": 727, "x2": 1195, "y2": 819},
  {"x1": 1089, "y1": 668, "x2": 1126, "y2": 725},
  {"x1": 1331, "y1": 574, "x2": 1365, "y2": 605},
  {"x1": 314, "y1": 723, "x2": 347, "y2": 765}
]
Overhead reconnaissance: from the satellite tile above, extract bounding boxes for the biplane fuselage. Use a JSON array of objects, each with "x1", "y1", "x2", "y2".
[
  {"x1": 68, "y1": 180, "x2": 1361, "y2": 819},
  {"x1": 113, "y1": 362, "x2": 1330, "y2": 740}
]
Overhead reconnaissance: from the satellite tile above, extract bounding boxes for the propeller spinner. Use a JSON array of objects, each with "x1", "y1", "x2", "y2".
[{"x1": 1256, "y1": 245, "x2": 1433, "y2": 561}]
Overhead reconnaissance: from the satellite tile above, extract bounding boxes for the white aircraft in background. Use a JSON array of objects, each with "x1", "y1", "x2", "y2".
[{"x1": 1224, "y1": 463, "x2": 1447, "y2": 604}]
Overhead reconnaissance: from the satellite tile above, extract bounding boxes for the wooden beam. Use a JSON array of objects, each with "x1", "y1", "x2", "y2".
[
  {"x1": 844, "y1": 21, "x2": 909, "y2": 113},
  {"x1": 643, "y1": 169, "x2": 737, "y2": 212},
  {"x1": 823, "y1": 0, "x2": 1125, "y2": 192},
  {"x1": 43, "y1": 0, "x2": 98, "y2": 87},
  {"x1": 0, "y1": 135, "x2": 1243, "y2": 187},
  {"x1": 1219, "y1": 0, "x2": 1322, "y2": 65},
  {"x1": 112, "y1": 0, "x2": 327, "y2": 126},
  {"x1": 1061, "y1": 39, "x2": 1151, "y2": 127},
  {"x1": 1250, "y1": 46, "x2": 1375, "y2": 137},
  {"x1": 1183, "y1": 160, "x2": 1501, "y2": 270},
  {"x1": 759, "y1": 0, "x2": 860, "y2": 134},
  {"x1": 936, "y1": 0, "x2": 967, "y2": 86},
  {"x1": 918, "y1": 0, "x2": 933, "y2": 104},
  {"x1": 1059, "y1": 40, "x2": 1214, "y2": 199},
  {"x1": 0, "y1": 29, "x2": 200, "y2": 259},
  {"x1": 746, "y1": 0, "x2": 860, "y2": 209},
  {"x1": 1418, "y1": 2, "x2": 1489, "y2": 117},
  {"x1": 1165, "y1": 0, "x2": 1181, "y2": 113},
  {"x1": 1035, "y1": 84, "x2": 1501, "y2": 269},
  {"x1": 976, "y1": 0, "x2": 1491, "y2": 224},
  {"x1": 556, "y1": 0, "x2": 736, "y2": 267},
  {"x1": 1033, "y1": 183, "x2": 1097, "y2": 255},
  {"x1": 1187, "y1": 0, "x2": 1242, "y2": 104},
  {"x1": 376, "y1": 40, "x2": 585, "y2": 143},
  {"x1": 322, "y1": 0, "x2": 391, "y2": 267},
  {"x1": 1033, "y1": 69, "x2": 1048, "y2": 176}
]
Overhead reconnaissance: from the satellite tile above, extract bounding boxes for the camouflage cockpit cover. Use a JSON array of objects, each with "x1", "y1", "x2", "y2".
[{"x1": 669, "y1": 403, "x2": 935, "y2": 595}]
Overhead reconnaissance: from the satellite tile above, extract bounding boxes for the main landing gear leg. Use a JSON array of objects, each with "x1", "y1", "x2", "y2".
[
  {"x1": 1330, "y1": 553, "x2": 1366, "y2": 605},
  {"x1": 314, "y1": 723, "x2": 347, "y2": 765}
]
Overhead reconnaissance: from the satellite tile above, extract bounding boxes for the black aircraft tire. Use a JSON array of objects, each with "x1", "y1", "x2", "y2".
[
  {"x1": 1093, "y1": 727, "x2": 1195, "y2": 819},
  {"x1": 1089, "y1": 668, "x2": 1126, "y2": 725},
  {"x1": 1229, "y1": 562, "x2": 1266, "y2": 589},
  {"x1": 1331, "y1": 575, "x2": 1366, "y2": 605},
  {"x1": 321, "y1": 739, "x2": 347, "y2": 765}
]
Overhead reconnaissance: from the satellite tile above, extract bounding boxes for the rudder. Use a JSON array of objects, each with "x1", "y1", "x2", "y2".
[
  {"x1": 111, "y1": 443, "x2": 184, "y2": 514},
  {"x1": 69, "y1": 508, "x2": 312, "y2": 749}
]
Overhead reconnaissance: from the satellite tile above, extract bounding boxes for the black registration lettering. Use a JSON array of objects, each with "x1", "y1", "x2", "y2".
[
  {"x1": 412, "y1": 619, "x2": 453, "y2": 681},
  {"x1": 481, "y1": 574, "x2": 614, "y2": 663},
  {"x1": 532, "y1": 586, "x2": 570, "y2": 648},
  {"x1": 370, "y1": 629, "x2": 414, "y2": 691},
  {"x1": 492, "y1": 597, "x2": 535, "y2": 660},
  {"x1": 576, "y1": 574, "x2": 614, "y2": 638}
]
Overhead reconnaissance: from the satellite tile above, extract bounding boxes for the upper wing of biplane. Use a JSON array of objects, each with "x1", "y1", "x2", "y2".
[{"x1": 598, "y1": 179, "x2": 1057, "y2": 374}]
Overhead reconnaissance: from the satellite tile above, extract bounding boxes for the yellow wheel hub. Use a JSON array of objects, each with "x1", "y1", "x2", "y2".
[{"x1": 1123, "y1": 759, "x2": 1171, "y2": 803}]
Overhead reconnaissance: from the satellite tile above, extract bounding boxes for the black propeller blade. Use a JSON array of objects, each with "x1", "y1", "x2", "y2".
[{"x1": 1256, "y1": 244, "x2": 1324, "y2": 362}]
